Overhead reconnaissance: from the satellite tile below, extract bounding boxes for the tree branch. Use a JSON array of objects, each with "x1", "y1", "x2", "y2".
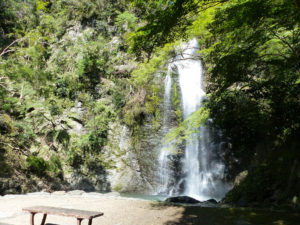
[
  {"x1": 0, "y1": 39, "x2": 21, "y2": 57},
  {"x1": 267, "y1": 28, "x2": 296, "y2": 54}
]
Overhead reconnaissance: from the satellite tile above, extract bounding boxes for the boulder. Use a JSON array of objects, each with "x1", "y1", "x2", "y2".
[
  {"x1": 202, "y1": 198, "x2": 218, "y2": 204},
  {"x1": 165, "y1": 196, "x2": 200, "y2": 204}
]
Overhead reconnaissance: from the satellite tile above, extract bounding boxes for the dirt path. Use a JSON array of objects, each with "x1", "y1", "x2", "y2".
[
  {"x1": 0, "y1": 192, "x2": 183, "y2": 225},
  {"x1": 0, "y1": 192, "x2": 299, "y2": 225}
]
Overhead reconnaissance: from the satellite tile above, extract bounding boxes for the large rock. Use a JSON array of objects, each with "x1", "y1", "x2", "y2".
[
  {"x1": 202, "y1": 199, "x2": 218, "y2": 204},
  {"x1": 104, "y1": 123, "x2": 153, "y2": 193},
  {"x1": 165, "y1": 196, "x2": 200, "y2": 204}
]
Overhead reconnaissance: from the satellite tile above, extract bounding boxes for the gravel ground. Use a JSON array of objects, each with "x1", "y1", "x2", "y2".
[
  {"x1": 1, "y1": 191, "x2": 299, "y2": 225},
  {"x1": 0, "y1": 191, "x2": 183, "y2": 225}
]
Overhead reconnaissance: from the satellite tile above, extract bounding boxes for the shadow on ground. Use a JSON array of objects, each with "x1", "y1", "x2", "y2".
[{"x1": 151, "y1": 202, "x2": 300, "y2": 225}]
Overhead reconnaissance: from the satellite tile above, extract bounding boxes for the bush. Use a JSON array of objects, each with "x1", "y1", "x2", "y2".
[
  {"x1": 48, "y1": 155, "x2": 63, "y2": 179},
  {"x1": 0, "y1": 114, "x2": 14, "y2": 134},
  {"x1": 26, "y1": 155, "x2": 49, "y2": 177}
]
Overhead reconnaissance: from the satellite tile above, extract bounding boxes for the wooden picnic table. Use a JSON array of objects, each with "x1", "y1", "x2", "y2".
[{"x1": 23, "y1": 206, "x2": 103, "y2": 225}]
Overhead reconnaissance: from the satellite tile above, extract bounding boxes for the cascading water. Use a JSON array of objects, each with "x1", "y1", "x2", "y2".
[
  {"x1": 157, "y1": 38, "x2": 230, "y2": 201},
  {"x1": 156, "y1": 65, "x2": 173, "y2": 195},
  {"x1": 178, "y1": 38, "x2": 230, "y2": 201}
]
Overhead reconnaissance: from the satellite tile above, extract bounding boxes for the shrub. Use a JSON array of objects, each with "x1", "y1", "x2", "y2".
[
  {"x1": 26, "y1": 155, "x2": 49, "y2": 177},
  {"x1": 48, "y1": 155, "x2": 63, "y2": 179}
]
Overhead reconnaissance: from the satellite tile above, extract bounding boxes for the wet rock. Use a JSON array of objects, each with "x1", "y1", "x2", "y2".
[
  {"x1": 165, "y1": 196, "x2": 200, "y2": 204},
  {"x1": 202, "y1": 199, "x2": 218, "y2": 204}
]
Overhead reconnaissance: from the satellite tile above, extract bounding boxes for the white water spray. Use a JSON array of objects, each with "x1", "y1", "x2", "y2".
[{"x1": 176, "y1": 38, "x2": 230, "y2": 201}]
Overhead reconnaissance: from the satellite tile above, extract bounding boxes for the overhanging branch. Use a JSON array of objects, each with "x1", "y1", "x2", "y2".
[{"x1": 0, "y1": 39, "x2": 21, "y2": 57}]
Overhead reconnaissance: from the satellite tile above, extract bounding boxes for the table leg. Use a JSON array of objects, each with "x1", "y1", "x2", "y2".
[
  {"x1": 77, "y1": 218, "x2": 83, "y2": 225},
  {"x1": 41, "y1": 214, "x2": 47, "y2": 225},
  {"x1": 30, "y1": 212, "x2": 36, "y2": 225},
  {"x1": 88, "y1": 219, "x2": 93, "y2": 225}
]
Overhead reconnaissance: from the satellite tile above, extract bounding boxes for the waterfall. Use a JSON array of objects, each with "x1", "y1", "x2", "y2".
[
  {"x1": 157, "y1": 38, "x2": 230, "y2": 201},
  {"x1": 177, "y1": 38, "x2": 229, "y2": 201},
  {"x1": 156, "y1": 65, "x2": 173, "y2": 195}
]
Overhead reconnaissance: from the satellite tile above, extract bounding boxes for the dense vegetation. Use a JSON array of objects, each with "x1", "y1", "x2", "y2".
[{"x1": 0, "y1": 0, "x2": 299, "y2": 208}]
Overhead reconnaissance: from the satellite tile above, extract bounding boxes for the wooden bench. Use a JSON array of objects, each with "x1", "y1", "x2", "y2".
[{"x1": 23, "y1": 206, "x2": 103, "y2": 225}]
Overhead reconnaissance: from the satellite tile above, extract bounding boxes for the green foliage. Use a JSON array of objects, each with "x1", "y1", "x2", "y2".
[
  {"x1": 128, "y1": 0, "x2": 199, "y2": 58},
  {"x1": 202, "y1": 0, "x2": 300, "y2": 162},
  {"x1": 0, "y1": 0, "x2": 135, "y2": 188},
  {"x1": 130, "y1": 42, "x2": 175, "y2": 86},
  {"x1": 56, "y1": 130, "x2": 70, "y2": 147},
  {"x1": 26, "y1": 155, "x2": 49, "y2": 177},
  {"x1": 171, "y1": 82, "x2": 182, "y2": 122},
  {"x1": 48, "y1": 155, "x2": 63, "y2": 179},
  {"x1": 0, "y1": 148, "x2": 12, "y2": 177},
  {"x1": 12, "y1": 122, "x2": 36, "y2": 150},
  {"x1": 115, "y1": 11, "x2": 138, "y2": 32},
  {"x1": 0, "y1": 114, "x2": 14, "y2": 134},
  {"x1": 163, "y1": 107, "x2": 209, "y2": 152}
]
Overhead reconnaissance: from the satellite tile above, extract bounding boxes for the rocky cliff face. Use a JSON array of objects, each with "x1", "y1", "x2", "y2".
[{"x1": 102, "y1": 70, "x2": 183, "y2": 194}]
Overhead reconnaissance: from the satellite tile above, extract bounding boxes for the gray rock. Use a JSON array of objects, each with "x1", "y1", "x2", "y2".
[
  {"x1": 67, "y1": 190, "x2": 86, "y2": 195},
  {"x1": 202, "y1": 199, "x2": 218, "y2": 204},
  {"x1": 165, "y1": 196, "x2": 200, "y2": 204}
]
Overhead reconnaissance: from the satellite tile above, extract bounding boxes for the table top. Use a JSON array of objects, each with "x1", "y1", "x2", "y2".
[{"x1": 23, "y1": 206, "x2": 104, "y2": 219}]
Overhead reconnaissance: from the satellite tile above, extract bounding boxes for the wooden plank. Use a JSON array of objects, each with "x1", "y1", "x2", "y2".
[{"x1": 23, "y1": 206, "x2": 103, "y2": 220}]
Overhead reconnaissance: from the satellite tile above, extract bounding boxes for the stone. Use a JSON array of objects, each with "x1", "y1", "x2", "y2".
[
  {"x1": 165, "y1": 196, "x2": 200, "y2": 204},
  {"x1": 67, "y1": 190, "x2": 86, "y2": 195},
  {"x1": 202, "y1": 199, "x2": 218, "y2": 204},
  {"x1": 51, "y1": 191, "x2": 66, "y2": 195}
]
